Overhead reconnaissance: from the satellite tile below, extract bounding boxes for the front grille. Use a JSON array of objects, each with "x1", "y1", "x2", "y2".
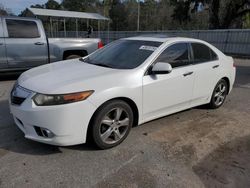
[{"x1": 11, "y1": 96, "x2": 26, "y2": 105}]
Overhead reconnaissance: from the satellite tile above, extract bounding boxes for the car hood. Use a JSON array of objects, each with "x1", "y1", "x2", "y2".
[{"x1": 18, "y1": 59, "x2": 123, "y2": 94}]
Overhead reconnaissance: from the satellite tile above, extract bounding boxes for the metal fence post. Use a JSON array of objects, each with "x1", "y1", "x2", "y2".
[{"x1": 224, "y1": 30, "x2": 230, "y2": 54}]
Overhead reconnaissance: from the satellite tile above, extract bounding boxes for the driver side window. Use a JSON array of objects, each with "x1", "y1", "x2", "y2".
[{"x1": 155, "y1": 43, "x2": 190, "y2": 68}]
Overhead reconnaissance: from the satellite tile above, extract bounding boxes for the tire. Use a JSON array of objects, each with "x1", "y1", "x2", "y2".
[
  {"x1": 65, "y1": 55, "x2": 82, "y2": 60},
  {"x1": 90, "y1": 100, "x2": 134, "y2": 149},
  {"x1": 208, "y1": 79, "x2": 228, "y2": 109}
]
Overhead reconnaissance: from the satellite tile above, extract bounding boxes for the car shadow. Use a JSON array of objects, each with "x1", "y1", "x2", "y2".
[
  {"x1": 0, "y1": 99, "x2": 97, "y2": 156},
  {"x1": 194, "y1": 105, "x2": 210, "y2": 110},
  {"x1": 193, "y1": 135, "x2": 250, "y2": 187}
]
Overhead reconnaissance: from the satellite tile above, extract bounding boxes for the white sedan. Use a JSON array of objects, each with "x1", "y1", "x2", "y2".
[{"x1": 9, "y1": 37, "x2": 236, "y2": 149}]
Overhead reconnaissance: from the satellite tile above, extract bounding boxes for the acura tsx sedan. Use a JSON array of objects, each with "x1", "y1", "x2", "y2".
[{"x1": 9, "y1": 36, "x2": 236, "y2": 149}]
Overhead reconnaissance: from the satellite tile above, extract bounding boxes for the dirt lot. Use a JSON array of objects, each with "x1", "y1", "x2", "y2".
[{"x1": 0, "y1": 59, "x2": 249, "y2": 188}]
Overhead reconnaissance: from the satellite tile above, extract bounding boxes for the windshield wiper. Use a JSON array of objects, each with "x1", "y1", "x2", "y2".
[
  {"x1": 93, "y1": 63, "x2": 113, "y2": 68},
  {"x1": 80, "y1": 58, "x2": 113, "y2": 68}
]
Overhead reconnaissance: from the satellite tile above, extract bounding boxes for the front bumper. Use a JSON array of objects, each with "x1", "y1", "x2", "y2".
[{"x1": 9, "y1": 93, "x2": 96, "y2": 146}]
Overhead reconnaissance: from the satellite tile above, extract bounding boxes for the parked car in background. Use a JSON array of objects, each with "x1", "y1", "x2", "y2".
[
  {"x1": 9, "y1": 36, "x2": 236, "y2": 149},
  {"x1": 0, "y1": 16, "x2": 103, "y2": 72}
]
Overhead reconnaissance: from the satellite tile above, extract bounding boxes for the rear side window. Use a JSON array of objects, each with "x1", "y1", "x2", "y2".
[
  {"x1": 191, "y1": 43, "x2": 218, "y2": 63},
  {"x1": 155, "y1": 43, "x2": 190, "y2": 68},
  {"x1": 6, "y1": 19, "x2": 40, "y2": 38}
]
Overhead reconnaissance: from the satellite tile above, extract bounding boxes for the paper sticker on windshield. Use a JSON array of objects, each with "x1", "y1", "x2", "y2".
[{"x1": 139, "y1": 45, "x2": 157, "y2": 51}]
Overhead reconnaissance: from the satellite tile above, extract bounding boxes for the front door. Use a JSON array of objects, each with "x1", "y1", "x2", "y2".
[{"x1": 143, "y1": 43, "x2": 195, "y2": 122}]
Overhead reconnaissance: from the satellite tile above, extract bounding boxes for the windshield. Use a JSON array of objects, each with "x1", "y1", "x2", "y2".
[{"x1": 82, "y1": 40, "x2": 162, "y2": 69}]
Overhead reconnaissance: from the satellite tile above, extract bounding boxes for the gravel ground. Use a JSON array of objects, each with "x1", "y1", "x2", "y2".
[{"x1": 0, "y1": 59, "x2": 249, "y2": 188}]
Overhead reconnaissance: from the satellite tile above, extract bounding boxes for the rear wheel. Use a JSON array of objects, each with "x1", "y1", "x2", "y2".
[
  {"x1": 208, "y1": 79, "x2": 228, "y2": 109},
  {"x1": 91, "y1": 100, "x2": 133, "y2": 149}
]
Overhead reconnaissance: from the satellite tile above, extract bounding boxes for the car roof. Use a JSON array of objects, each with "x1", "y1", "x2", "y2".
[{"x1": 124, "y1": 36, "x2": 205, "y2": 44}]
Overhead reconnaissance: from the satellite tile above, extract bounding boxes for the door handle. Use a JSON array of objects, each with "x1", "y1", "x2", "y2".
[
  {"x1": 34, "y1": 42, "x2": 45, "y2": 45},
  {"x1": 213, "y1": 65, "x2": 219, "y2": 69},
  {"x1": 183, "y1": 72, "x2": 193, "y2": 77}
]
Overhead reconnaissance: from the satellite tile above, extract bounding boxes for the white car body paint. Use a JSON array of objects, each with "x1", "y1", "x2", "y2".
[{"x1": 9, "y1": 37, "x2": 236, "y2": 146}]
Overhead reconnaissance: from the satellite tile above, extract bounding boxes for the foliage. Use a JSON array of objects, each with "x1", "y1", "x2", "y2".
[
  {"x1": 209, "y1": 0, "x2": 250, "y2": 29},
  {"x1": 243, "y1": 13, "x2": 250, "y2": 28},
  {"x1": 12, "y1": 0, "x2": 250, "y2": 31},
  {"x1": 0, "y1": 3, "x2": 13, "y2": 16},
  {"x1": 170, "y1": 0, "x2": 191, "y2": 24},
  {"x1": 169, "y1": 0, "x2": 250, "y2": 29},
  {"x1": 45, "y1": 0, "x2": 61, "y2": 10},
  {"x1": 109, "y1": 0, "x2": 128, "y2": 31}
]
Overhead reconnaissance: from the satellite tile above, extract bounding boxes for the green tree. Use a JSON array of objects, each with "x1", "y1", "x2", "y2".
[
  {"x1": 126, "y1": 0, "x2": 139, "y2": 30},
  {"x1": 209, "y1": 0, "x2": 250, "y2": 29},
  {"x1": 157, "y1": 0, "x2": 173, "y2": 30},
  {"x1": 61, "y1": 0, "x2": 99, "y2": 12},
  {"x1": 209, "y1": 0, "x2": 220, "y2": 29},
  {"x1": 19, "y1": 3, "x2": 44, "y2": 17},
  {"x1": 140, "y1": 0, "x2": 158, "y2": 30},
  {"x1": 30, "y1": 4, "x2": 45, "y2": 8},
  {"x1": 0, "y1": 3, "x2": 13, "y2": 15},
  {"x1": 170, "y1": 0, "x2": 191, "y2": 24},
  {"x1": 170, "y1": 0, "x2": 250, "y2": 29},
  {"x1": 243, "y1": 12, "x2": 250, "y2": 28},
  {"x1": 0, "y1": 4, "x2": 8, "y2": 15},
  {"x1": 61, "y1": 0, "x2": 85, "y2": 11},
  {"x1": 103, "y1": 0, "x2": 112, "y2": 18},
  {"x1": 109, "y1": 0, "x2": 128, "y2": 30},
  {"x1": 45, "y1": 0, "x2": 61, "y2": 9}
]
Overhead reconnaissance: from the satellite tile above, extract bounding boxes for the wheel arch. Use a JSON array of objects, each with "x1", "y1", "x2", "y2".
[
  {"x1": 221, "y1": 77, "x2": 230, "y2": 94},
  {"x1": 63, "y1": 50, "x2": 88, "y2": 60},
  {"x1": 86, "y1": 97, "x2": 139, "y2": 143},
  {"x1": 90, "y1": 97, "x2": 139, "y2": 127}
]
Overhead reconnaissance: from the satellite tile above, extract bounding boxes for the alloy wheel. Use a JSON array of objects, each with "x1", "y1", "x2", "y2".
[
  {"x1": 214, "y1": 82, "x2": 227, "y2": 106},
  {"x1": 99, "y1": 107, "x2": 130, "y2": 144}
]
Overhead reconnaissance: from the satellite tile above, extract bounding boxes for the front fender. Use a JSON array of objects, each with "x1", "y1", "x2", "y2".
[{"x1": 87, "y1": 86, "x2": 143, "y2": 124}]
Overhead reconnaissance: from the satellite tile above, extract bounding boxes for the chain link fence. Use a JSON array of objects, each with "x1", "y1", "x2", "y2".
[{"x1": 47, "y1": 30, "x2": 250, "y2": 57}]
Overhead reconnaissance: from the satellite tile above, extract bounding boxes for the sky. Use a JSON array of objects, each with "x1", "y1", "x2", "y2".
[{"x1": 1, "y1": 0, "x2": 60, "y2": 15}]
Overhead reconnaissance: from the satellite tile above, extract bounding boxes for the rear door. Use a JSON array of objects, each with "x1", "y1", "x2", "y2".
[
  {"x1": 0, "y1": 17, "x2": 7, "y2": 69},
  {"x1": 3, "y1": 18, "x2": 48, "y2": 68},
  {"x1": 190, "y1": 42, "x2": 221, "y2": 106}
]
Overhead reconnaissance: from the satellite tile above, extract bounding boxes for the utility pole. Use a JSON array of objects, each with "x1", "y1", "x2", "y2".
[{"x1": 137, "y1": 0, "x2": 140, "y2": 31}]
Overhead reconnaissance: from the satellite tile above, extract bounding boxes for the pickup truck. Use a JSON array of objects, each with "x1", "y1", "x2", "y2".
[{"x1": 0, "y1": 16, "x2": 103, "y2": 72}]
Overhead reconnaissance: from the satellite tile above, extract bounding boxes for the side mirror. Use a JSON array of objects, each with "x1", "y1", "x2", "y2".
[{"x1": 151, "y1": 62, "x2": 172, "y2": 74}]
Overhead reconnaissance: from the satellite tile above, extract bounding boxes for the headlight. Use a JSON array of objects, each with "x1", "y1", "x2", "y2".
[{"x1": 33, "y1": 90, "x2": 94, "y2": 106}]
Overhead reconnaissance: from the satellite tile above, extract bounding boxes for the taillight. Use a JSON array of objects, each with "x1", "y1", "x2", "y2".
[{"x1": 98, "y1": 41, "x2": 104, "y2": 49}]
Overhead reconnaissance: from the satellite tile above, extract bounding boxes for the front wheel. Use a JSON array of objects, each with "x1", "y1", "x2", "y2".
[
  {"x1": 208, "y1": 79, "x2": 228, "y2": 109},
  {"x1": 91, "y1": 100, "x2": 134, "y2": 149}
]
